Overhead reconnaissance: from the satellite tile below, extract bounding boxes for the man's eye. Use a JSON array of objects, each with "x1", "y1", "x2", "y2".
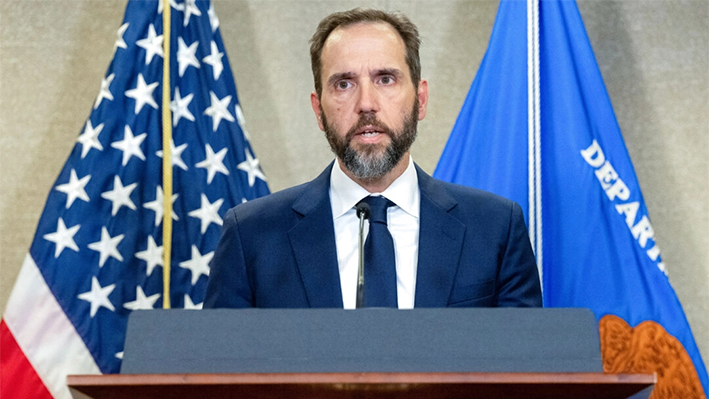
[
  {"x1": 380, "y1": 76, "x2": 394, "y2": 85},
  {"x1": 337, "y1": 81, "x2": 351, "y2": 90}
]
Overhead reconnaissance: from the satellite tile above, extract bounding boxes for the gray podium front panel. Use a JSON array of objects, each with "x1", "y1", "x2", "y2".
[{"x1": 121, "y1": 308, "x2": 603, "y2": 374}]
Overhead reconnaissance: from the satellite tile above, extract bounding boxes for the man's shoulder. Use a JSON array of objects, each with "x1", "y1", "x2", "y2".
[
  {"x1": 422, "y1": 175, "x2": 529, "y2": 248},
  {"x1": 229, "y1": 181, "x2": 311, "y2": 220},
  {"x1": 418, "y1": 167, "x2": 518, "y2": 214},
  {"x1": 227, "y1": 164, "x2": 332, "y2": 223},
  {"x1": 438, "y1": 179, "x2": 514, "y2": 209}
]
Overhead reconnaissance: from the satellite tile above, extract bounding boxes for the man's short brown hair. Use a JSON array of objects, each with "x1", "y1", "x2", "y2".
[{"x1": 309, "y1": 8, "x2": 421, "y2": 97}]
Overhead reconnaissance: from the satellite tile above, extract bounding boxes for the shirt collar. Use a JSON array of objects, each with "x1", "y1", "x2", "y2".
[{"x1": 329, "y1": 156, "x2": 420, "y2": 219}]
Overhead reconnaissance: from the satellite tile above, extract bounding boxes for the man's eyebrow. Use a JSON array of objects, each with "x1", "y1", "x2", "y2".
[
  {"x1": 327, "y1": 72, "x2": 356, "y2": 87},
  {"x1": 373, "y1": 68, "x2": 404, "y2": 78}
]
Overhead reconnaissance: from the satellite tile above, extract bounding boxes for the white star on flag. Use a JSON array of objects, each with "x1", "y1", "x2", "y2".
[
  {"x1": 123, "y1": 286, "x2": 161, "y2": 310},
  {"x1": 55, "y1": 169, "x2": 91, "y2": 209},
  {"x1": 94, "y1": 73, "x2": 115, "y2": 109},
  {"x1": 111, "y1": 126, "x2": 147, "y2": 166},
  {"x1": 176, "y1": 37, "x2": 200, "y2": 77},
  {"x1": 170, "y1": 87, "x2": 195, "y2": 126},
  {"x1": 181, "y1": 0, "x2": 202, "y2": 26},
  {"x1": 202, "y1": 41, "x2": 224, "y2": 80},
  {"x1": 77, "y1": 120, "x2": 105, "y2": 159},
  {"x1": 208, "y1": 2, "x2": 220, "y2": 32},
  {"x1": 78, "y1": 277, "x2": 116, "y2": 318},
  {"x1": 143, "y1": 186, "x2": 179, "y2": 227},
  {"x1": 188, "y1": 193, "x2": 224, "y2": 234},
  {"x1": 204, "y1": 91, "x2": 234, "y2": 131},
  {"x1": 114, "y1": 23, "x2": 129, "y2": 52},
  {"x1": 135, "y1": 236, "x2": 163, "y2": 277},
  {"x1": 101, "y1": 175, "x2": 138, "y2": 216},
  {"x1": 43, "y1": 218, "x2": 80, "y2": 258},
  {"x1": 156, "y1": 139, "x2": 189, "y2": 171},
  {"x1": 183, "y1": 294, "x2": 203, "y2": 309},
  {"x1": 136, "y1": 24, "x2": 164, "y2": 65},
  {"x1": 88, "y1": 227, "x2": 124, "y2": 268},
  {"x1": 196, "y1": 144, "x2": 229, "y2": 184},
  {"x1": 179, "y1": 245, "x2": 212, "y2": 285},
  {"x1": 238, "y1": 149, "x2": 267, "y2": 187},
  {"x1": 125, "y1": 74, "x2": 159, "y2": 114}
]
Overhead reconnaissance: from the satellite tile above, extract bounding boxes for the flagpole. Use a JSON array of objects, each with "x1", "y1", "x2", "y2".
[
  {"x1": 161, "y1": 0, "x2": 173, "y2": 309},
  {"x1": 527, "y1": 0, "x2": 534, "y2": 256},
  {"x1": 527, "y1": 0, "x2": 542, "y2": 291},
  {"x1": 533, "y1": 0, "x2": 542, "y2": 289}
]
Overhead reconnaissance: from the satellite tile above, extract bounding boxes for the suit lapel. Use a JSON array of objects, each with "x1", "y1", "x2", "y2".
[
  {"x1": 414, "y1": 166, "x2": 466, "y2": 307},
  {"x1": 288, "y1": 163, "x2": 344, "y2": 308}
]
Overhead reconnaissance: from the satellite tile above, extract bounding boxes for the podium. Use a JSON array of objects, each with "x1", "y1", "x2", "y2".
[{"x1": 68, "y1": 308, "x2": 655, "y2": 398}]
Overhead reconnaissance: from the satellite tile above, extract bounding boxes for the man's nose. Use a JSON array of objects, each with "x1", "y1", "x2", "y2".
[{"x1": 356, "y1": 81, "x2": 380, "y2": 114}]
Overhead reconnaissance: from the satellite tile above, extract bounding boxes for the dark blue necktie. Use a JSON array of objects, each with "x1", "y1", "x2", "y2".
[{"x1": 360, "y1": 195, "x2": 397, "y2": 308}]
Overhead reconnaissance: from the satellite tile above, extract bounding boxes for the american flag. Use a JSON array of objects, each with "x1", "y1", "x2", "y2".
[{"x1": 0, "y1": 1, "x2": 269, "y2": 398}]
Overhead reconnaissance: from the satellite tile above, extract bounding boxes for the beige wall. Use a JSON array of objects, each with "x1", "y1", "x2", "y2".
[{"x1": 1, "y1": 0, "x2": 707, "y2": 363}]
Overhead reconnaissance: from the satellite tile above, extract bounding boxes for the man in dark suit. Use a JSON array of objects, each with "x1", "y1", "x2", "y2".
[{"x1": 204, "y1": 9, "x2": 542, "y2": 309}]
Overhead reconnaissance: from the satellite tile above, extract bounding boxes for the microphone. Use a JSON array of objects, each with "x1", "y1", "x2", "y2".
[{"x1": 355, "y1": 202, "x2": 370, "y2": 308}]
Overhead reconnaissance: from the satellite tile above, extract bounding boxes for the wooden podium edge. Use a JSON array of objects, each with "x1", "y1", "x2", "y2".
[
  {"x1": 68, "y1": 371, "x2": 656, "y2": 385},
  {"x1": 68, "y1": 372, "x2": 656, "y2": 399}
]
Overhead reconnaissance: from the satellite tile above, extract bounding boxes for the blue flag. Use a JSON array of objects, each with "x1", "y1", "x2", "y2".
[
  {"x1": 1, "y1": 1, "x2": 269, "y2": 398},
  {"x1": 435, "y1": 1, "x2": 707, "y2": 396}
]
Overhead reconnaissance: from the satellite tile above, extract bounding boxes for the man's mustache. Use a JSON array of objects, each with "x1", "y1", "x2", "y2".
[{"x1": 344, "y1": 113, "x2": 393, "y2": 142}]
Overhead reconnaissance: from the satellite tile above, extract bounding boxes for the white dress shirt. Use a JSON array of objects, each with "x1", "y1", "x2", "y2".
[{"x1": 329, "y1": 157, "x2": 420, "y2": 309}]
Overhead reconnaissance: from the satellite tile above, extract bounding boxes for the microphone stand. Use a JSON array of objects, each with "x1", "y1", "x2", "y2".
[{"x1": 355, "y1": 202, "x2": 370, "y2": 308}]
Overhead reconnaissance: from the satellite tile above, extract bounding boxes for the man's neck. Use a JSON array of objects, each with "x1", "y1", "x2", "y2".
[{"x1": 338, "y1": 153, "x2": 411, "y2": 193}]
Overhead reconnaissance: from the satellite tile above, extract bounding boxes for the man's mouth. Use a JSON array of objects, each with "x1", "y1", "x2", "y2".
[{"x1": 356, "y1": 125, "x2": 386, "y2": 138}]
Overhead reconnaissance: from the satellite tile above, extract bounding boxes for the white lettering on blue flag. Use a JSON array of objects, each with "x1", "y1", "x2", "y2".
[{"x1": 581, "y1": 140, "x2": 664, "y2": 274}]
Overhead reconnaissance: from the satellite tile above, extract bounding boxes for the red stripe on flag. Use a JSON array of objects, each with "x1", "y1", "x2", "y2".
[{"x1": 1, "y1": 320, "x2": 54, "y2": 399}]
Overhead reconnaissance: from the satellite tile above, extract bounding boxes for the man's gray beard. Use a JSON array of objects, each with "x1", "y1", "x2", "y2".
[{"x1": 322, "y1": 101, "x2": 419, "y2": 181}]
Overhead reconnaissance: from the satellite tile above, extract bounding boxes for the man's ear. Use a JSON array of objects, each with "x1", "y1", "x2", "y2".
[
  {"x1": 311, "y1": 91, "x2": 325, "y2": 131},
  {"x1": 417, "y1": 79, "x2": 429, "y2": 121}
]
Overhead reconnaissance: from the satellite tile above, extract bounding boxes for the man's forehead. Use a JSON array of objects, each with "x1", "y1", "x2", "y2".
[
  {"x1": 323, "y1": 21, "x2": 403, "y2": 51},
  {"x1": 328, "y1": 21, "x2": 397, "y2": 41}
]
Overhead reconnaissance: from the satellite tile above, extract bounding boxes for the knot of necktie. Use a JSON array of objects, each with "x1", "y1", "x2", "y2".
[{"x1": 359, "y1": 195, "x2": 393, "y2": 224}]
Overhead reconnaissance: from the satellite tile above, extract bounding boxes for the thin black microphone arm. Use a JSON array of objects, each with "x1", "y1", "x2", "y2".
[{"x1": 355, "y1": 202, "x2": 370, "y2": 308}]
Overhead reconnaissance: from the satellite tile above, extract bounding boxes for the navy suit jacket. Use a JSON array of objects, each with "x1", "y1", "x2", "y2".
[{"x1": 204, "y1": 164, "x2": 542, "y2": 308}]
